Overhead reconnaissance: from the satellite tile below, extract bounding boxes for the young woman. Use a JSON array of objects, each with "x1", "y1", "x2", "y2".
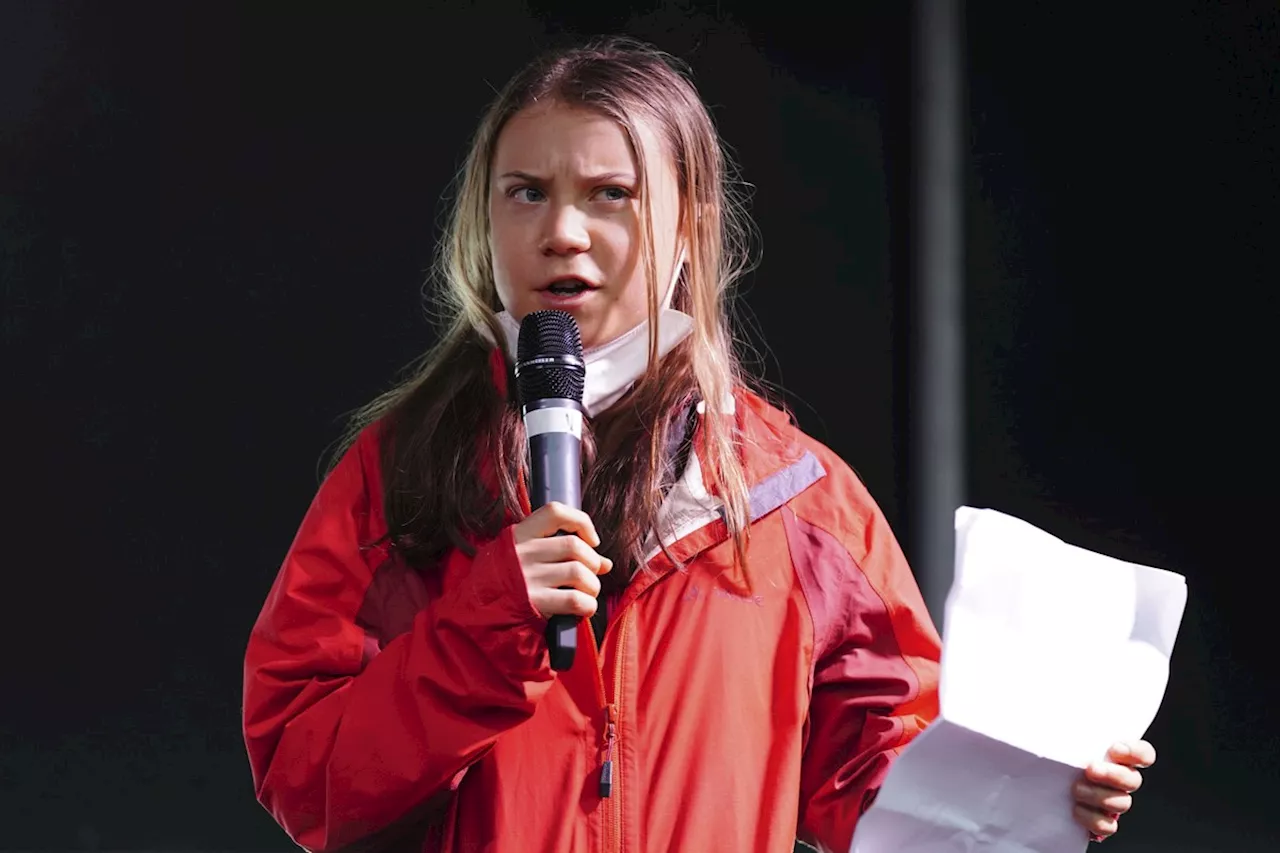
[{"x1": 242, "y1": 36, "x2": 1154, "y2": 853}]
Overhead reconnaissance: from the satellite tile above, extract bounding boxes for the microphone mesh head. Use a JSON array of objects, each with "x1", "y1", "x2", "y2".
[{"x1": 515, "y1": 310, "x2": 586, "y2": 404}]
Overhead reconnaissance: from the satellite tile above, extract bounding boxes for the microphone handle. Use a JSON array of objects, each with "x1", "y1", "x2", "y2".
[{"x1": 527, "y1": 426, "x2": 583, "y2": 672}]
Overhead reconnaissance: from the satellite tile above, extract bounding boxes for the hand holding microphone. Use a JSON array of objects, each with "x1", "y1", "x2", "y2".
[
  {"x1": 514, "y1": 309, "x2": 609, "y2": 670},
  {"x1": 513, "y1": 502, "x2": 612, "y2": 620}
]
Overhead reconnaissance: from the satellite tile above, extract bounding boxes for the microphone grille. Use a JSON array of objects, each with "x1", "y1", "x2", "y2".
[{"x1": 515, "y1": 310, "x2": 586, "y2": 404}]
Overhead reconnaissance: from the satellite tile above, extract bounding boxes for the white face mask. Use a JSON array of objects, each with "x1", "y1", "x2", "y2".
[{"x1": 494, "y1": 246, "x2": 694, "y2": 416}]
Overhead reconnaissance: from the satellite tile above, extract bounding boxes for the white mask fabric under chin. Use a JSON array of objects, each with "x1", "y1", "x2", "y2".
[{"x1": 495, "y1": 307, "x2": 695, "y2": 417}]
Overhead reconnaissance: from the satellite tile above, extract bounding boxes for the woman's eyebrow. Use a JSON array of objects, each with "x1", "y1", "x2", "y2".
[
  {"x1": 496, "y1": 170, "x2": 545, "y2": 182},
  {"x1": 580, "y1": 171, "x2": 637, "y2": 184},
  {"x1": 496, "y1": 170, "x2": 637, "y2": 184}
]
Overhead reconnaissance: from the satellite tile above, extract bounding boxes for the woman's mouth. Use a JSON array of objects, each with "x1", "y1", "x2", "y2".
[
  {"x1": 537, "y1": 278, "x2": 599, "y2": 306},
  {"x1": 544, "y1": 277, "x2": 596, "y2": 296}
]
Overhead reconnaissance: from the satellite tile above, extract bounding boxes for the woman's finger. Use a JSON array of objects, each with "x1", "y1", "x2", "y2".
[
  {"x1": 531, "y1": 587, "x2": 598, "y2": 619},
  {"x1": 1085, "y1": 761, "x2": 1143, "y2": 793},
  {"x1": 518, "y1": 532, "x2": 610, "y2": 575},
  {"x1": 513, "y1": 502, "x2": 600, "y2": 546},
  {"x1": 1108, "y1": 740, "x2": 1157, "y2": 769},
  {"x1": 517, "y1": 533, "x2": 612, "y2": 574},
  {"x1": 1073, "y1": 804, "x2": 1120, "y2": 840},
  {"x1": 553, "y1": 533, "x2": 612, "y2": 574},
  {"x1": 1073, "y1": 781, "x2": 1133, "y2": 815},
  {"x1": 542, "y1": 560, "x2": 601, "y2": 598}
]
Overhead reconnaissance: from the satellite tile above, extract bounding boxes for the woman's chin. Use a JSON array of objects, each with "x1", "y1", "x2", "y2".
[
  {"x1": 545, "y1": 307, "x2": 605, "y2": 348},
  {"x1": 576, "y1": 316, "x2": 641, "y2": 351}
]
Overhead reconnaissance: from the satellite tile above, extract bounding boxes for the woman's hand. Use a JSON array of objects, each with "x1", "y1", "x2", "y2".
[
  {"x1": 1072, "y1": 740, "x2": 1156, "y2": 842},
  {"x1": 513, "y1": 501, "x2": 613, "y2": 619}
]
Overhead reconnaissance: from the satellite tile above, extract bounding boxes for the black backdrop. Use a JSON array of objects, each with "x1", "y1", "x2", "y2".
[{"x1": 3, "y1": 2, "x2": 1277, "y2": 850}]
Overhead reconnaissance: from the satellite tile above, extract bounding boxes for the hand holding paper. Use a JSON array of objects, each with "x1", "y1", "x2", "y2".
[
  {"x1": 1073, "y1": 739, "x2": 1156, "y2": 842},
  {"x1": 850, "y1": 507, "x2": 1187, "y2": 853}
]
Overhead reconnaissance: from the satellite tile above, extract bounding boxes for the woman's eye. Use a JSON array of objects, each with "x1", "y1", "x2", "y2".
[
  {"x1": 510, "y1": 186, "x2": 546, "y2": 203},
  {"x1": 596, "y1": 186, "x2": 632, "y2": 202}
]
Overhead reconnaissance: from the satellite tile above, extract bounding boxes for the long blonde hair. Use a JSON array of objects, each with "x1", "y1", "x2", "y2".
[{"x1": 334, "y1": 36, "x2": 758, "y2": 574}]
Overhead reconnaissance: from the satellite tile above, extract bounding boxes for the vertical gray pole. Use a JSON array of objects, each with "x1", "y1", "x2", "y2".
[{"x1": 912, "y1": 0, "x2": 965, "y2": 634}]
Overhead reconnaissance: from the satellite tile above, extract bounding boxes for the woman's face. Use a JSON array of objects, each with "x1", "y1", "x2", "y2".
[{"x1": 488, "y1": 101, "x2": 683, "y2": 350}]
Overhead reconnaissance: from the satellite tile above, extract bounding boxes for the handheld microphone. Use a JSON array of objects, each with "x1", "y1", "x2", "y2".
[{"x1": 515, "y1": 309, "x2": 587, "y2": 672}]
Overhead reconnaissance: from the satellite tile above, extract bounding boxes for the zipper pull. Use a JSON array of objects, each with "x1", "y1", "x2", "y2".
[{"x1": 600, "y1": 704, "x2": 617, "y2": 798}]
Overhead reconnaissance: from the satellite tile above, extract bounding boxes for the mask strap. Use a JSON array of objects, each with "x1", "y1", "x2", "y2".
[{"x1": 662, "y1": 244, "x2": 687, "y2": 310}]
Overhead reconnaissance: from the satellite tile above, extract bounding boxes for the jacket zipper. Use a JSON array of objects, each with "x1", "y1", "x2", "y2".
[
  {"x1": 599, "y1": 703, "x2": 616, "y2": 798},
  {"x1": 599, "y1": 607, "x2": 632, "y2": 852}
]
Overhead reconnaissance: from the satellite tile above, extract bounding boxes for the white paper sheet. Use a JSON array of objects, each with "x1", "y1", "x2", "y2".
[{"x1": 849, "y1": 506, "x2": 1187, "y2": 853}]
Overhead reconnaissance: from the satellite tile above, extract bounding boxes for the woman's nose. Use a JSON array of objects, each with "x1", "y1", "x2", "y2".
[{"x1": 539, "y1": 205, "x2": 590, "y2": 256}]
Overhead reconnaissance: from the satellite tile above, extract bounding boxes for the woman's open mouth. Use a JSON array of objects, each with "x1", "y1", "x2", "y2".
[
  {"x1": 538, "y1": 277, "x2": 599, "y2": 304},
  {"x1": 544, "y1": 277, "x2": 596, "y2": 296}
]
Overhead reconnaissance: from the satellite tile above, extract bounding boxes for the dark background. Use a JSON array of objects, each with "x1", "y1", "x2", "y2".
[{"x1": 3, "y1": 1, "x2": 1276, "y2": 850}]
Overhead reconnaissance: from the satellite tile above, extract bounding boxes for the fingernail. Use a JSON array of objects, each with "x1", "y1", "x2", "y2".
[
  {"x1": 1106, "y1": 812, "x2": 1121, "y2": 822},
  {"x1": 1114, "y1": 742, "x2": 1132, "y2": 756}
]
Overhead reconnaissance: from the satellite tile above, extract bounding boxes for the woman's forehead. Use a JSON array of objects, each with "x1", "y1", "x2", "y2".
[{"x1": 492, "y1": 101, "x2": 670, "y2": 180}]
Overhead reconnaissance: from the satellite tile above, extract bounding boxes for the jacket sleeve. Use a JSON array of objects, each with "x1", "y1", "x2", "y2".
[
  {"x1": 788, "y1": 488, "x2": 942, "y2": 853},
  {"x1": 242, "y1": 427, "x2": 554, "y2": 852}
]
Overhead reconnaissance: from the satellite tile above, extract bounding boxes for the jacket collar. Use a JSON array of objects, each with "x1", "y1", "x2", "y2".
[
  {"x1": 626, "y1": 389, "x2": 827, "y2": 603},
  {"x1": 486, "y1": 346, "x2": 828, "y2": 594}
]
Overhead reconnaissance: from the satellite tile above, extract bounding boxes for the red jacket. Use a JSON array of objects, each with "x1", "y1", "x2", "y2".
[{"x1": 243, "y1": 359, "x2": 941, "y2": 853}]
